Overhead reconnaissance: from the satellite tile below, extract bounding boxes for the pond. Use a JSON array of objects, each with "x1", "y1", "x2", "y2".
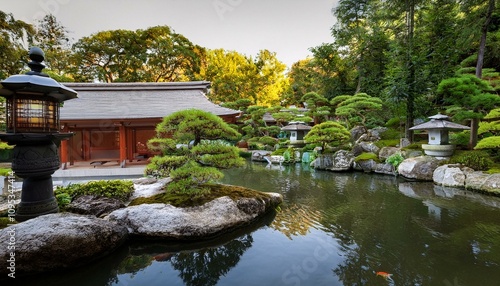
[{"x1": 12, "y1": 161, "x2": 500, "y2": 286}]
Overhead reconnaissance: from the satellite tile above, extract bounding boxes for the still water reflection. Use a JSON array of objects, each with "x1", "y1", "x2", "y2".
[{"x1": 13, "y1": 161, "x2": 500, "y2": 286}]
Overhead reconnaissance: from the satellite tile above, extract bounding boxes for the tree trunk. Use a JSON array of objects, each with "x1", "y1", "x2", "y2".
[
  {"x1": 471, "y1": 0, "x2": 495, "y2": 149},
  {"x1": 476, "y1": 0, "x2": 495, "y2": 79},
  {"x1": 469, "y1": 118, "x2": 479, "y2": 150},
  {"x1": 405, "y1": 0, "x2": 415, "y2": 143}
]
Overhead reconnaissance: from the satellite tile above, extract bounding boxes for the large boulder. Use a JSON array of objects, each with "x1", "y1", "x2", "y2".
[
  {"x1": 465, "y1": 172, "x2": 500, "y2": 194},
  {"x1": 433, "y1": 164, "x2": 467, "y2": 188},
  {"x1": 310, "y1": 154, "x2": 333, "y2": 170},
  {"x1": 398, "y1": 156, "x2": 440, "y2": 181},
  {"x1": 130, "y1": 177, "x2": 171, "y2": 200},
  {"x1": 374, "y1": 163, "x2": 396, "y2": 176},
  {"x1": 350, "y1": 126, "x2": 368, "y2": 142},
  {"x1": 0, "y1": 213, "x2": 128, "y2": 277},
  {"x1": 378, "y1": 147, "x2": 400, "y2": 161},
  {"x1": 251, "y1": 150, "x2": 272, "y2": 162},
  {"x1": 67, "y1": 195, "x2": 125, "y2": 217},
  {"x1": 433, "y1": 165, "x2": 500, "y2": 194},
  {"x1": 107, "y1": 194, "x2": 282, "y2": 240},
  {"x1": 353, "y1": 159, "x2": 377, "y2": 172},
  {"x1": 328, "y1": 150, "x2": 354, "y2": 171},
  {"x1": 356, "y1": 142, "x2": 380, "y2": 154},
  {"x1": 370, "y1": 127, "x2": 388, "y2": 139}
]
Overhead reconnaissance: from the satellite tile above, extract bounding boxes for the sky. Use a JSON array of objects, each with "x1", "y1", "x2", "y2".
[{"x1": 2, "y1": 0, "x2": 339, "y2": 68}]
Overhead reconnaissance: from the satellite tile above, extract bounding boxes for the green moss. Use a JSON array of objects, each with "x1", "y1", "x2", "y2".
[
  {"x1": 129, "y1": 183, "x2": 272, "y2": 208},
  {"x1": 54, "y1": 180, "x2": 134, "y2": 202},
  {"x1": 385, "y1": 118, "x2": 402, "y2": 129},
  {"x1": 272, "y1": 148, "x2": 287, "y2": 156},
  {"x1": 354, "y1": 152, "x2": 380, "y2": 163},
  {"x1": 239, "y1": 150, "x2": 252, "y2": 158},
  {"x1": 449, "y1": 150, "x2": 493, "y2": 171},
  {"x1": 379, "y1": 128, "x2": 401, "y2": 140},
  {"x1": 0, "y1": 168, "x2": 12, "y2": 177},
  {"x1": 486, "y1": 168, "x2": 500, "y2": 174},
  {"x1": 402, "y1": 141, "x2": 425, "y2": 151},
  {"x1": 0, "y1": 142, "x2": 13, "y2": 150},
  {"x1": 475, "y1": 136, "x2": 500, "y2": 150},
  {"x1": 375, "y1": 139, "x2": 400, "y2": 148},
  {"x1": 0, "y1": 217, "x2": 16, "y2": 229}
]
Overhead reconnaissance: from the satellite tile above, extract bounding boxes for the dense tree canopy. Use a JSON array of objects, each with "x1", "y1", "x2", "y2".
[
  {"x1": 71, "y1": 26, "x2": 204, "y2": 83},
  {"x1": 201, "y1": 49, "x2": 289, "y2": 106},
  {"x1": 1, "y1": 1, "x2": 500, "y2": 139},
  {"x1": 331, "y1": 93, "x2": 383, "y2": 127}
]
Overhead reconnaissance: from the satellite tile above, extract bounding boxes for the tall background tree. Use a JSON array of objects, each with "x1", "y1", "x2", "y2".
[
  {"x1": 0, "y1": 11, "x2": 34, "y2": 79},
  {"x1": 0, "y1": 12, "x2": 33, "y2": 130},
  {"x1": 33, "y1": 14, "x2": 73, "y2": 81}
]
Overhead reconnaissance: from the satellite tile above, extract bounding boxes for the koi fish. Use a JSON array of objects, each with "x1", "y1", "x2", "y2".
[
  {"x1": 153, "y1": 252, "x2": 173, "y2": 261},
  {"x1": 376, "y1": 271, "x2": 393, "y2": 280}
]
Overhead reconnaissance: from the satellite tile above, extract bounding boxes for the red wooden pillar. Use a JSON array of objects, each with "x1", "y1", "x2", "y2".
[
  {"x1": 119, "y1": 124, "x2": 127, "y2": 168},
  {"x1": 83, "y1": 130, "x2": 90, "y2": 161},
  {"x1": 60, "y1": 139, "x2": 69, "y2": 169}
]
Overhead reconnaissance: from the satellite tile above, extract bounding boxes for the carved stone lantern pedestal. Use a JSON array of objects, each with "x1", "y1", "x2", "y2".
[
  {"x1": 0, "y1": 134, "x2": 71, "y2": 221},
  {"x1": 0, "y1": 47, "x2": 77, "y2": 221}
]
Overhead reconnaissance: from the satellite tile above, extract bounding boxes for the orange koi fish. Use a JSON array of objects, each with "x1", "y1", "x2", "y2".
[
  {"x1": 376, "y1": 271, "x2": 393, "y2": 280},
  {"x1": 153, "y1": 252, "x2": 173, "y2": 262}
]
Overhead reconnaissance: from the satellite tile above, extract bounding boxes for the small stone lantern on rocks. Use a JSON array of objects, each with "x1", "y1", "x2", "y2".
[
  {"x1": 409, "y1": 113, "x2": 470, "y2": 158},
  {"x1": 281, "y1": 121, "x2": 312, "y2": 146},
  {"x1": 0, "y1": 47, "x2": 77, "y2": 221}
]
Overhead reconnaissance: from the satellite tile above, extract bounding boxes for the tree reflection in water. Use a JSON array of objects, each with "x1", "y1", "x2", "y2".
[
  {"x1": 169, "y1": 234, "x2": 253, "y2": 286},
  {"x1": 112, "y1": 234, "x2": 254, "y2": 286}
]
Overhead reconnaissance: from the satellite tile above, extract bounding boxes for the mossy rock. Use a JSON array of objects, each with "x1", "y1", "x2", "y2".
[
  {"x1": 129, "y1": 183, "x2": 274, "y2": 208},
  {"x1": 354, "y1": 152, "x2": 380, "y2": 163}
]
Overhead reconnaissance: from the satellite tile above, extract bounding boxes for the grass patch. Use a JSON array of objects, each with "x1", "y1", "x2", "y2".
[{"x1": 129, "y1": 183, "x2": 272, "y2": 208}]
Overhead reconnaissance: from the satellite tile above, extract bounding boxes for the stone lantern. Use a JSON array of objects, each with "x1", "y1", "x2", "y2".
[
  {"x1": 409, "y1": 113, "x2": 470, "y2": 157},
  {"x1": 0, "y1": 47, "x2": 77, "y2": 221},
  {"x1": 281, "y1": 121, "x2": 311, "y2": 147}
]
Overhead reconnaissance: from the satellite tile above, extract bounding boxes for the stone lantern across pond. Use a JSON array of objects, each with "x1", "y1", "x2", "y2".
[
  {"x1": 0, "y1": 47, "x2": 77, "y2": 221},
  {"x1": 409, "y1": 113, "x2": 470, "y2": 158},
  {"x1": 281, "y1": 121, "x2": 312, "y2": 147}
]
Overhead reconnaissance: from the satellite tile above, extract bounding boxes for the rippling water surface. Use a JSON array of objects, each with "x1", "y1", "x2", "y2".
[{"x1": 13, "y1": 161, "x2": 500, "y2": 286}]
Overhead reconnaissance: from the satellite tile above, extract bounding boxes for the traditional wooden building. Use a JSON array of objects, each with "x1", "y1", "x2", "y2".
[{"x1": 59, "y1": 81, "x2": 239, "y2": 168}]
